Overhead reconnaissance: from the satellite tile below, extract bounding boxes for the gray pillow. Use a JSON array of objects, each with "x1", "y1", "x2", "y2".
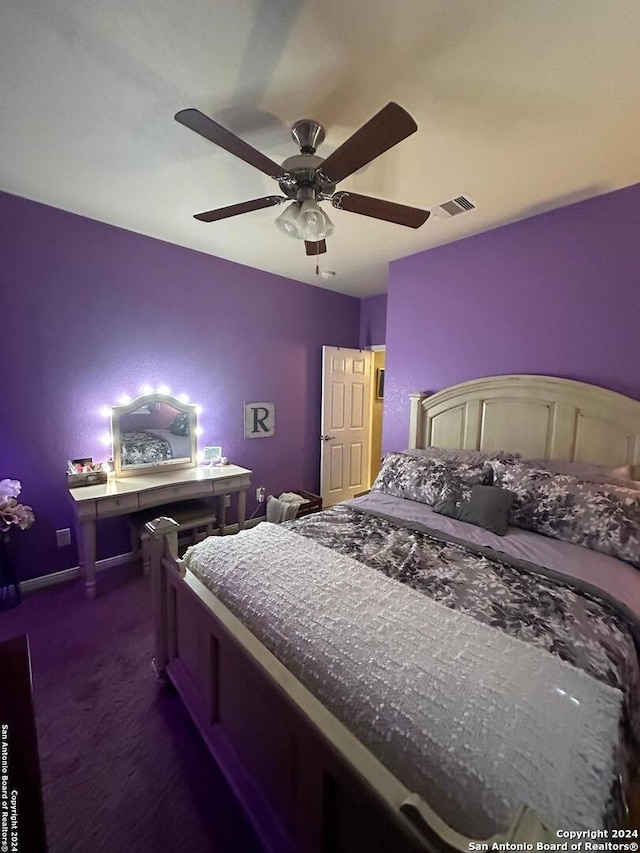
[
  {"x1": 433, "y1": 485, "x2": 515, "y2": 536},
  {"x1": 404, "y1": 447, "x2": 520, "y2": 466}
]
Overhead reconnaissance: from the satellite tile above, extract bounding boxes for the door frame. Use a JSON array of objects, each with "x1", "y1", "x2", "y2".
[
  {"x1": 367, "y1": 346, "x2": 386, "y2": 488},
  {"x1": 319, "y1": 345, "x2": 386, "y2": 507}
]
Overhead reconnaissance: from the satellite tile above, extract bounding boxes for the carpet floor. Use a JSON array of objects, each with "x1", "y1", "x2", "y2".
[{"x1": 0, "y1": 565, "x2": 264, "y2": 853}]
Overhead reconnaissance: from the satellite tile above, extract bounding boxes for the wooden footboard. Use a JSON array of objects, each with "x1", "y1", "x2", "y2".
[{"x1": 147, "y1": 518, "x2": 555, "y2": 852}]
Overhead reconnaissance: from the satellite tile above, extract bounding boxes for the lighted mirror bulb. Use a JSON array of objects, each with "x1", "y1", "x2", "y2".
[
  {"x1": 117, "y1": 394, "x2": 131, "y2": 405},
  {"x1": 141, "y1": 384, "x2": 153, "y2": 395},
  {"x1": 195, "y1": 426, "x2": 204, "y2": 436},
  {"x1": 100, "y1": 432, "x2": 113, "y2": 446},
  {"x1": 157, "y1": 384, "x2": 170, "y2": 395},
  {"x1": 177, "y1": 393, "x2": 189, "y2": 404},
  {"x1": 194, "y1": 405, "x2": 203, "y2": 415},
  {"x1": 99, "y1": 406, "x2": 112, "y2": 418}
]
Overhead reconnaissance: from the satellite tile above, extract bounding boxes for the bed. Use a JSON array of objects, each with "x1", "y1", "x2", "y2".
[
  {"x1": 148, "y1": 374, "x2": 640, "y2": 852},
  {"x1": 120, "y1": 428, "x2": 191, "y2": 467}
]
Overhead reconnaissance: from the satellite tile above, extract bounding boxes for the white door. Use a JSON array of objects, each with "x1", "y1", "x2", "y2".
[{"x1": 320, "y1": 346, "x2": 372, "y2": 507}]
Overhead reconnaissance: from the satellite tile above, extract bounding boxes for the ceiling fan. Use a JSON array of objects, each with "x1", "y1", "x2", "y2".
[{"x1": 175, "y1": 102, "x2": 430, "y2": 256}]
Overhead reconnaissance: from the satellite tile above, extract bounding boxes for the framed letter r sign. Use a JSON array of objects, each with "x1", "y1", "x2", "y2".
[{"x1": 244, "y1": 401, "x2": 275, "y2": 438}]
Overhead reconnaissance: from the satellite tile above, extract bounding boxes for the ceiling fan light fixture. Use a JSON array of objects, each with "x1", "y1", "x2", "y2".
[
  {"x1": 275, "y1": 202, "x2": 303, "y2": 239},
  {"x1": 275, "y1": 200, "x2": 334, "y2": 242},
  {"x1": 299, "y1": 200, "x2": 334, "y2": 241}
]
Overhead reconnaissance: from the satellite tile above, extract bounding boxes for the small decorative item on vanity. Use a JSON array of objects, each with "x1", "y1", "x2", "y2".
[
  {"x1": 66, "y1": 458, "x2": 108, "y2": 488},
  {"x1": 0, "y1": 479, "x2": 36, "y2": 609},
  {"x1": 203, "y1": 446, "x2": 223, "y2": 465}
]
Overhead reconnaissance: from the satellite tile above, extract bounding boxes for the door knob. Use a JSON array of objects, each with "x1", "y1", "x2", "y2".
[{"x1": 321, "y1": 435, "x2": 336, "y2": 441}]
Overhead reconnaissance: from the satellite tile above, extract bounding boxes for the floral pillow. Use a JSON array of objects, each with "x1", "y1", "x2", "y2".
[
  {"x1": 491, "y1": 461, "x2": 640, "y2": 568},
  {"x1": 371, "y1": 452, "x2": 493, "y2": 506},
  {"x1": 521, "y1": 458, "x2": 639, "y2": 490},
  {"x1": 403, "y1": 447, "x2": 520, "y2": 465},
  {"x1": 169, "y1": 412, "x2": 190, "y2": 436}
]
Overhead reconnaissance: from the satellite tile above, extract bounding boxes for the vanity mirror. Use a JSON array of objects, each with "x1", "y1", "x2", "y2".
[{"x1": 111, "y1": 393, "x2": 198, "y2": 478}]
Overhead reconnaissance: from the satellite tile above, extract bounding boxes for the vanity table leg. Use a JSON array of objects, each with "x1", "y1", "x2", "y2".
[
  {"x1": 237, "y1": 489, "x2": 246, "y2": 531},
  {"x1": 77, "y1": 519, "x2": 97, "y2": 599},
  {"x1": 217, "y1": 494, "x2": 227, "y2": 535}
]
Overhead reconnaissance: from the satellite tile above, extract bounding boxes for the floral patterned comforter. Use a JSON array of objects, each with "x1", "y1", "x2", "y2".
[
  {"x1": 287, "y1": 502, "x2": 640, "y2": 822},
  {"x1": 121, "y1": 430, "x2": 174, "y2": 466}
]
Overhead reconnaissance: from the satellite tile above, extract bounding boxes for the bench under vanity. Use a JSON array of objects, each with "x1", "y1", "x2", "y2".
[{"x1": 68, "y1": 390, "x2": 251, "y2": 597}]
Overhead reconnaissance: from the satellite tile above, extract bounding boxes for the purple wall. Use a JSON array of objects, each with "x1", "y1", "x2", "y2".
[
  {"x1": 384, "y1": 183, "x2": 640, "y2": 452},
  {"x1": 359, "y1": 294, "x2": 387, "y2": 348},
  {"x1": 0, "y1": 191, "x2": 360, "y2": 580}
]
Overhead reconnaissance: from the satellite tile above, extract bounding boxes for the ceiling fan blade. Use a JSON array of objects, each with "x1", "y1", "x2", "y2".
[
  {"x1": 305, "y1": 240, "x2": 327, "y2": 256},
  {"x1": 194, "y1": 196, "x2": 285, "y2": 223},
  {"x1": 332, "y1": 191, "x2": 430, "y2": 229},
  {"x1": 176, "y1": 108, "x2": 287, "y2": 180},
  {"x1": 318, "y1": 103, "x2": 417, "y2": 184}
]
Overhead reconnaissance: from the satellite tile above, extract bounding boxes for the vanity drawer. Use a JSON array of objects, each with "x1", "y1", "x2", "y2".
[
  {"x1": 96, "y1": 494, "x2": 140, "y2": 517},
  {"x1": 138, "y1": 482, "x2": 209, "y2": 509}
]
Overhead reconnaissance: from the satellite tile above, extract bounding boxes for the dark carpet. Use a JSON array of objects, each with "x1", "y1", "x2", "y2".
[{"x1": 0, "y1": 565, "x2": 263, "y2": 853}]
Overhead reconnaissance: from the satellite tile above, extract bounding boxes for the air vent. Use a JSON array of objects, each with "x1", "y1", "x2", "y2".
[{"x1": 437, "y1": 195, "x2": 476, "y2": 218}]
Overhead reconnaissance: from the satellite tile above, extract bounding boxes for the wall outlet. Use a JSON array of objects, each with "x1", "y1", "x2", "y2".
[
  {"x1": 224, "y1": 495, "x2": 231, "y2": 509},
  {"x1": 256, "y1": 486, "x2": 265, "y2": 503},
  {"x1": 56, "y1": 528, "x2": 71, "y2": 547}
]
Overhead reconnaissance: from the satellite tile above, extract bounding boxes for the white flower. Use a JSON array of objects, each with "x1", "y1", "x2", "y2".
[
  {"x1": 0, "y1": 479, "x2": 21, "y2": 499},
  {"x1": 0, "y1": 479, "x2": 35, "y2": 533}
]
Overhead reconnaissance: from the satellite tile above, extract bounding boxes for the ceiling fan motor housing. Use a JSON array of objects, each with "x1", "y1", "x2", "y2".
[{"x1": 278, "y1": 153, "x2": 336, "y2": 200}]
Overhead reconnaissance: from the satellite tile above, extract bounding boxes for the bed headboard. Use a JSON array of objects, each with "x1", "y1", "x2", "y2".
[{"x1": 409, "y1": 375, "x2": 640, "y2": 467}]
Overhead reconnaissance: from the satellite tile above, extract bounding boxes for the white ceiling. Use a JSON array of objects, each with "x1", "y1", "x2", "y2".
[{"x1": 1, "y1": 1, "x2": 639, "y2": 298}]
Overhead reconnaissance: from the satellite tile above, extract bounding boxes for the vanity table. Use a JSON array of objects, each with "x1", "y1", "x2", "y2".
[{"x1": 69, "y1": 464, "x2": 251, "y2": 598}]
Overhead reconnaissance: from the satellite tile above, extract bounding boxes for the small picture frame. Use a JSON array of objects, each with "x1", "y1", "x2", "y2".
[
  {"x1": 204, "y1": 446, "x2": 223, "y2": 465},
  {"x1": 71, "y1": 457, "x2": 93, "y2": 470},
  {"x1": 376, "y1": 368, "x2": 385, "y2": 400}
]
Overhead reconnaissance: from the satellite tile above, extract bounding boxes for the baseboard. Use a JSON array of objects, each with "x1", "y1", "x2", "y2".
[
  {"x1": 20, "y1": 517, "x2": 266, "y2": 593},
  {"x1": 221, "y1": 516, "x2": 265, "y2": 535},
  {"x1": 21, "y1": 551, "x2": 135, "y2": 593}
]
